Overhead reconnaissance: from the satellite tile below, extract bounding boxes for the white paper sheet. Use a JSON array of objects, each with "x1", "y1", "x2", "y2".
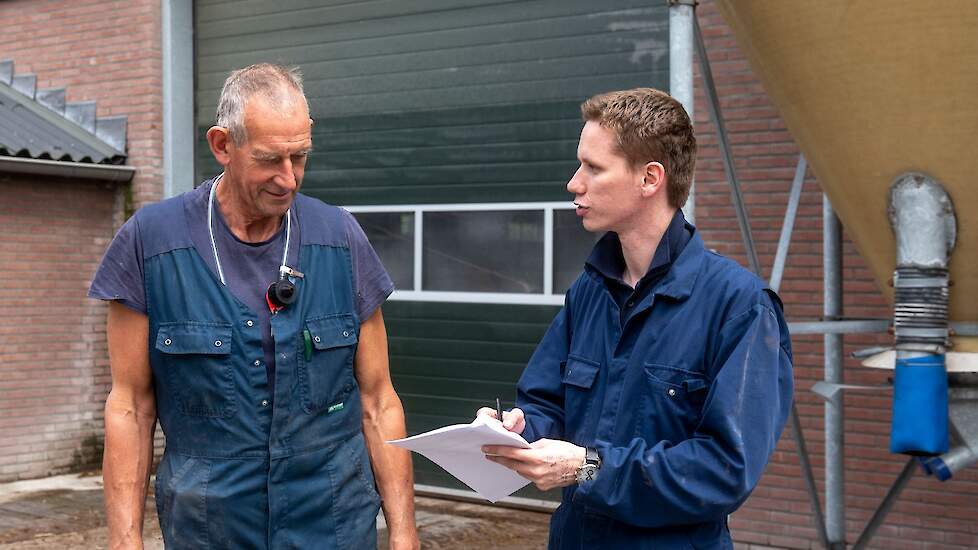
[{"x1": 387, "y1": 416, "x2": 532, "y2": 502}]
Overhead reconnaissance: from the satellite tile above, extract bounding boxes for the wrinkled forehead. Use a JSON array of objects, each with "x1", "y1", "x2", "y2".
[{"x1": 242, "y1": 93, "x2": 312, "y2": 143}]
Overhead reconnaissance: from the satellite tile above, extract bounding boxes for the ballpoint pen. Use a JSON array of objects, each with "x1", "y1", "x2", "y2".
[{"x1": 496, "y1": 397, "x2": 503, "y2": 424}]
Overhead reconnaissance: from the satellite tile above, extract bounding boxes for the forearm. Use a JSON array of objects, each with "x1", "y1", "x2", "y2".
[
  {"x1": 574, "y1": 437, "x2": 748, "y2": 528},
  {"x1": 361, "y1": 388, "x2": 415, "y2": 538},
  {"x1": 103, "y1": 390, "x2": 156, "y2": 549}
]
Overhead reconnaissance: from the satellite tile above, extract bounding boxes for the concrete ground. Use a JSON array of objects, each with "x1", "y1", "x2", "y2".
[{"x1": 0, "y1": 473, "x2": 552, "y2": 549}]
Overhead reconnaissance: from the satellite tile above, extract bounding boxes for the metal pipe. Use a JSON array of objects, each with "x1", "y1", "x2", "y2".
[
  {"x1": 920, "y1": 374, "x2": 978, "y2": 481},
  {"x1": 788, "y1": 319, "x2": 978, "y2": 336},
  {"x1": 851, "y1": 459, "x2": 918, "y2": 550},
  {"x1": 823, "y1": 196, "x2": 845, "y2": 548},
  {"x1": 693, "y1": 16, "x2": 760, "y2": 275},
  {"x1": 888, "y1": 173, "x2": 956, "y2": 455},
  {"x1": 162, "y1": 0, "x2": 196, "y2": 198},
  {"x1": 669, "y1": 0, "x2": 696, "y2": 224},
  {"x1": 769, "y1": 155, "x2": 806, "y2": 293},
  {"x1": 789, "y1": 320, "x2": 889, "y2": 335}
]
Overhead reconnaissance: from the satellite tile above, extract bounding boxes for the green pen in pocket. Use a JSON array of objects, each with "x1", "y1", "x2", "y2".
[{"x1": 303, "y1": 329, "x2": 313, "y2": 361}]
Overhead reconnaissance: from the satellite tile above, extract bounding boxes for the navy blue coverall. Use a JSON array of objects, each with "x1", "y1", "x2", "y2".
[
  {"x1": 517, "y1": 221, "x2": 794, "y2": 549},
  {"x1": 139, "y1": 192, "x2": 380, "y2": 548}
]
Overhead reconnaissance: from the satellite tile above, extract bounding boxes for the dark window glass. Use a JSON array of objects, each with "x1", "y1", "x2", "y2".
[
  {"x1": 352, "y1": 212, "x2": 414, "y2": 290},
  {"x1": 423, "y1": 211, "x2": 543, "y2": 293},
  {"x1": 553, "y1": 209, "x2": 601, "y2": 294}
]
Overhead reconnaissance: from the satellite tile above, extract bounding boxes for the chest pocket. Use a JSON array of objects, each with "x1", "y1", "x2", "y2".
[
  {"x1": 640, "y1": 363, "x2": 709, "y2": 439},
  {"x1": 561, "y1": 355, "x2": 601, "y2": 437},
  {"x1": 156, "y1": 322, "x2": 235, "y2": 418},
  {"x1": 298, "y1": 313, "x2": 359, "y2": 414}
]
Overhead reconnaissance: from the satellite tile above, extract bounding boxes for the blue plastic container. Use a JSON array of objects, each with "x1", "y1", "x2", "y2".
[{"x1": 890, "y1": 354, "x2": 949, "y2": 455}]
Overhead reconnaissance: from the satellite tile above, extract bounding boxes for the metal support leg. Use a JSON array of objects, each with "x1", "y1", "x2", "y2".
[
  {"x1": 852, "y1": 459, "x2": 918, "y2": 549},
  {"x1": 824, "y1": 197, "x2": 845, "y2": 549},
  {"x1": 769, "y1": 156, "x2": 806, "y2": 294},
  {"x1": 770, "y1": 158, "x2": 828, "y2": 548},
  {"x1": 693, "y1": 15, "x2": 760, "y2": 275},
  {"x1": 790, "y1": 405, "x2": 831, "y2": 549}
]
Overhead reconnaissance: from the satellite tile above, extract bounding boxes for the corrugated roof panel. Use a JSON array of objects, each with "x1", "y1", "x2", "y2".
[{"x1": 0, "y1": 76, "x2": 125, "y2": 165}]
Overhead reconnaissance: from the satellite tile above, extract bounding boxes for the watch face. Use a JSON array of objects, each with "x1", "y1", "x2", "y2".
[{"x1": 578, "y1": 464, "x2": 598, "y2": 482}]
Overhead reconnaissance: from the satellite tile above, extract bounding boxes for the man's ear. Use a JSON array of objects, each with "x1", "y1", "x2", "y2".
[
  {"x1": 639, "y1": 161, "x2": 667, "y2": 198},
  {"x1": 206, "y1": 126, "x2": 233, "y2": 167}
]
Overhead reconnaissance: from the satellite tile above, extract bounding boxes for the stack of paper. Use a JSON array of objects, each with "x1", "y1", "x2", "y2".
[{"x1": 388, "y1": 416, "x2": 532, "y2": 502}]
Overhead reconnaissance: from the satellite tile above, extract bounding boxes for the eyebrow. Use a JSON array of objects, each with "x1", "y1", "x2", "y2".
[{"x1": 252, "y1": 147, "x2": 314, "y2": 161}]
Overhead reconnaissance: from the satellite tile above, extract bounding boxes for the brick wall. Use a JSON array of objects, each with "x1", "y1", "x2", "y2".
[
  {"x1": 2, "y1": 1, "x2": 976, "y2": 546},
  {"x1": 0, "y1": 177, "x2": 116, "y2": 479},
  {"x1": 0, "y1": 0, "x2": 163, "y2": 209},
  {"x1": 0, "y1": 0, "x2": 163, "y2": 481},
  {"x1": 693, "y1": 2, "x2": 978, "y2": 548}
]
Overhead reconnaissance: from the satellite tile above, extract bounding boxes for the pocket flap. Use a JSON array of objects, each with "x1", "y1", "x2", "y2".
[
  {"x1": 306, "y1": 314, "x2": 358, "y2": 350},
  {"x1": 562, "y1": 356, "x2": 600, "y2": 389},
  {"x1": 645, "y1": 362, "x2": 706, "y2": 391},
  {"x1": 156, "y1": 322, "x2": 232, "y2": 355}
]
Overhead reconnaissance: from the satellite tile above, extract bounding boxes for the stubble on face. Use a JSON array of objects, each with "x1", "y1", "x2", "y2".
[{"x1": 226, "y1": 93, "x2": 313, "y2": 226}]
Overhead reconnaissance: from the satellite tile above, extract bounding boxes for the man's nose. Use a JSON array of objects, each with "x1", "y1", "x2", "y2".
[
  {"x1": 275, "y1": 158, "x2": 298, "y2": 190},
  {"x1": 567, "y1": 167, "x2": 585, "y2": 195}
]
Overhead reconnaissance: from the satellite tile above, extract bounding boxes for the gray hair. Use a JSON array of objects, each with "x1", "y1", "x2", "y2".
[{"x1": 215, "y1": 63, "x2": 307, "y2": 145}]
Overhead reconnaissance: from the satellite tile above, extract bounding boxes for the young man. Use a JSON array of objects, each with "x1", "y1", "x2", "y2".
[
  {"x1": 481, "y1": 88, "x2": 793, "y2": 548},
  {"x1": 91, "y1": 64, "x2": 418, "y2": 549}
]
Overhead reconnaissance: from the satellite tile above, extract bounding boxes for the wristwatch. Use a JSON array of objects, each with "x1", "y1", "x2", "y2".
[{"x1": 575, "y1": 447, "x2": 601, "y2": 483}]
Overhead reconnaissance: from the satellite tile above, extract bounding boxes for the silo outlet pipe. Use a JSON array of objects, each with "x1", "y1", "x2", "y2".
[
  {"x1": 887, "y1": 173, "x2": 956, "y2": 456},
  {"x1": 920, "y1": 373, "x2": 978, "y2": 480}
]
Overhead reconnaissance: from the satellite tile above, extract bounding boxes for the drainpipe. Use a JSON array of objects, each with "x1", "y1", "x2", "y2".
[
  {"x1": 888, "y1": 173, "x2": 956, "y2": 456},
  {"x1": 669, "y1": 0, "x2": 696, "y2": 224}
]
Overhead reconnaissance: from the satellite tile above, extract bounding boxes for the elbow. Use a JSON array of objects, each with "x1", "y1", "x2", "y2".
[
  {"x1": 104, "y1": 389, "x2": 156, "y2": 428},
  {"x1": 360, "y1": 386, "x2": 403, "y2": 423},
  {"x1": 713, "y1": 453, "x2": 767, "y2": 516}
]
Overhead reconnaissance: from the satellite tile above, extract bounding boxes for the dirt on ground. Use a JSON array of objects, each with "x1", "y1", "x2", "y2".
[{"x1": 0, "y1": 475, "x2": 551, "y2": 549}]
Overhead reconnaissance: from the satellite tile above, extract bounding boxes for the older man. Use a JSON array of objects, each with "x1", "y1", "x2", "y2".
[
  {"x1": 481, "y1": 88, "x2": 793, "y2": 548},
  {"x1": 90, "y1": 64, "x2": 418, "y2": 549}
]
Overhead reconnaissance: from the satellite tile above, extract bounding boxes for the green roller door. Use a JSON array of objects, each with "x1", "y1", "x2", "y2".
[{"x1": 195, "y1": 0, "x2": 669, "y2": 499}]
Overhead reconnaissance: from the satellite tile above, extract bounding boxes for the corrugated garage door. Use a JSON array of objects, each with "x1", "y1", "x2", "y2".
[{"x1": 195, "y1": 0, "x2": 669, "y2": 500}]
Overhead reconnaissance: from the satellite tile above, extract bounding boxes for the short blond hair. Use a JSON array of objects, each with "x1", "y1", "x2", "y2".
[{"x1": 581, "y1": 88, "x2": 697, "y2": 208}]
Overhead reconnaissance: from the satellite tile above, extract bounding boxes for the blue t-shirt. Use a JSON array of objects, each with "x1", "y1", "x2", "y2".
[{"x1": 89, "y1": 179, "x2": 394, "y2": 390}]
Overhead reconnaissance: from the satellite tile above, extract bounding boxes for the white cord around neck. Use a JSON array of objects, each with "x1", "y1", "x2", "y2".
[{"x1": 207, "y1": 173, "x2": 291, "y2": 286}]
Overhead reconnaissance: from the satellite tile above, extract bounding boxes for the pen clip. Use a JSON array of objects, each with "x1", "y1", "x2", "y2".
[{"x1": 303, "y1": 329, "x2": 313, "y2": 362}]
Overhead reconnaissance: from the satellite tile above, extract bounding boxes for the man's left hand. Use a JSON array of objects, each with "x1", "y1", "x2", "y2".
[{"x1": 482, "y1": 439, "x2": 586, "y2": 491}]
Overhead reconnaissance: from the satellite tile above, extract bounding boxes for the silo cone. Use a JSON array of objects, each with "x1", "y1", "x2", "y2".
[{"x1": 715, "y1": 1, "x2": 978, "y2": 456}]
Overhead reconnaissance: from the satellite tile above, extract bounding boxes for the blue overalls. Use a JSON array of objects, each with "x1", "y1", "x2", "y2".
[
  {"x1": 138, "y1": 193, "x2": 380, "y2": 549},
  {"x1": 518, "y1": 229, "x2": 794, "y2": 549}
]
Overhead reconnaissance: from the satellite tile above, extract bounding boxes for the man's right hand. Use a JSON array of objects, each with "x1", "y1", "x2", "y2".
[{"x1": 475, "y1": 406, "x2": 526, "y2": 434}]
